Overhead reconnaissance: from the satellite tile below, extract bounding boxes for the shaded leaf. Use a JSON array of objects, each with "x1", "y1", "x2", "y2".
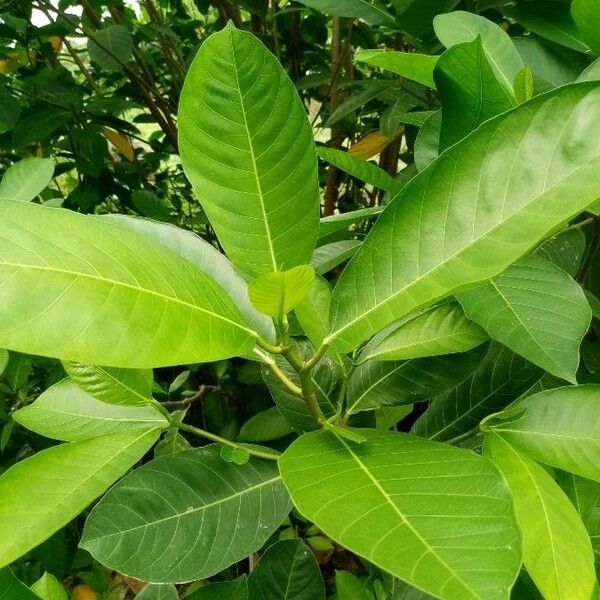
[{"x1": 354, "y1": 50, "x2": 437, "y2": 88}]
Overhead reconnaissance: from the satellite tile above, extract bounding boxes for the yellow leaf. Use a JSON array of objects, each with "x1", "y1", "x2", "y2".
[
  {"x1": 103, "y1": 128, "x2": 135, "y2": 162},
  {"x1": 349, "y1": 131, "x2": 392, "y2": 159}
]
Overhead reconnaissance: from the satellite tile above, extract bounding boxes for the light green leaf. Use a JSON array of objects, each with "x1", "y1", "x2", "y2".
[
  {"x1": 413, "y1": 110, "x2": 441, "y2": 171},
  {"x1": 296, "y1": 0, "x2": 396, "y2": 26},
  {"x1": 412, "y1": 344, "x2": 541, "y2": 442},
  {"x1": 354, "y1": 50, "x2": 437, "y2": 89},
  {"x1": 81, "y1": 445, "x2": 291, "y2": 583},
  {"x1": 280, "y1": 428, "x2": 521, "y2": 600},
  {"x1": 0, "y1": 568, "x2": 39, "y2": 600},
  {"x1": 179, "y1": 24, "x2": 319, "y2": 279},
  {"x1": 186, "y1": 576, "x2": 248, "y2": 600},
  {"x1": 0, "y1": 428, "x2": 159, "y2": 569},
  {"x1": 249, "y1": 266, "x2": 315, "y2": 318},
  {"x1": 13, "y1": 379, "x2": 167, "y2": 442},
  {"x1": 319, "y1": 207, "x2": 383, "y2": 239},
  {"x1": 0, "y1": 158, "x2": 55, "y2": 202},
  {"x1": 88, "y1": 25, "x2": 134, "y2": 72},
  {"x1": 572, "y1": 0, "x2": 600, "y2": 56},
  {"x1": 31, "y1": 573, "x2": 67, "y2": 600},
  {"x1": 63, "y1": 362, "x2": 154, "y2": 406},
  {"x1": 457, "y1": 254, "x2": 591, "y2": 382},
  {"x1": 578, "y1": 57, "x2": 600, "y2": 82},
  {"x1": 0, "y1": 200, "x2": 256, "y2": 367},
  {"x1": 347, "y1": 347, "x2": 485, "y2": 414},
  {"x1": 317, "y1": 147, "x2": 400, "y2": 192},
  {"x1": 248, "y1": 539, "x2": 325, "y2": 600},
  {"x1": 484, "y1": 433, "x2": 595, "y2": 600},
  {"x1": 135, "y1": 584, "x2": 179, "y2": 600},
  {"x1": 361, "y1": 302, "x2": 487, "y2": 362},
  {"x1": 103, "y1": 214, "x2": 274, "y2": 342},
  {"x1": 238, "y1": 406, "x2": 293, "y2": 442},
  {"x1": 503, "y1": 3, "x2": 590, "y2": 54},
  {"x1": 327, "y1": 84, "x2": 600, "y2": 354},
  {"x1": 311, "y1": 240, "x2": 361, "y2": 275},
  {"x1": 486, "y1": 385, "x2": 600, "y2": 482},
  {"x1": 295, "y1": 276, "x2": 331, "y2": 347},
  {"x1": 514, "y1": 67, "x2": 534, "y2": 103},
  {"x1": 434, "y1": 11, "x2": 524, "y2": 91}
]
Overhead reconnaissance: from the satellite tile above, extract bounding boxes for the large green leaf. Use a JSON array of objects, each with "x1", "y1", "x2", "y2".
[
  {"x1": 435, "y1": 37, "x2": 516, "y2": 150},
  {"x1": 485, "y1": 385, "x2": 600, "y2": 482},
  {"x1": 0, "y1": 568, "x2": 39, "y2": 600},
  {"x1": 413, "y1": 110, "x2": 441, "y2": 171},
  {"x1": 360, "y1": 302, "x2": 487, "y2": 362},
  {"x1": 0, "y1": 157, "x2": 55, "y2": 202},
  {"x1": 354, "y1": 51, "x2": 438, "y2": 88},
  {"x1": 326, "y1": 83, "x2": 600, "y2": 354},
  {"x1": 347, "y1": 347, "x2": 485, "y2": 414},
  {"x1": 178, "y1": 24, "x2": 319, "y2": 279},
  {"x1": 434, "y1": 11, "x2": 523, "y2": 91},
  {"x1": 63, "y1": 362, "x2": 154, "y2": 406},
  {"x1": 13, "y1": 379, "x2": 168, "y2": 442},
  {"x1": 0, "y1": 429, "x2": 159, "y2": 569},
  {"x1": 572, "y1": 0, "x2": 600, "y2": 56},
  {"x1": 296, "y1": 0, "x2": 396, "y2": 26},
  {"x1": 103, "y1": 214, "x2": 274, "y2": 341},
  {"x1": 248, "y1": 539, "x2": 325, "y2": 600},
  {"x1": 458, "y1": 254, "x2": 591, "y2": 382},
  {"x1": 0, "y1": 200, "x2": 256, "y2": 367},
  {"x1": 81, "y1": 445, "x2": 291, "y2": 583},
  {"x1": 484, "y1": 434, "x2": 595, "y2": 600},
  {"x1": 280, "y1": 428, "x2": 521, "y2": 600},
  {"x1": 412, "y1": 344, "x2": 541, "y2": 442}
]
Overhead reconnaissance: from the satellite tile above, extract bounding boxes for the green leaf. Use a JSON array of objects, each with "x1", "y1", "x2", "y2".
[
  {"x1": 485, "y1": 385, "x2": 600, "y2": 482},
  {"x1": 413, "y1": 110, "x2": 441, "y2": 171},
  {"x1": 220, "y1": 444, "x2": 250, "y2": 465},
  {"x1": 134, "y1": 584, "x2": 179, "y2": 600},
  {"x1": 63, "y1": 362, "x2": 154, "y2": 406},
  {"x1": 360, "y1": 302, "x2": 487, "y2": 362},
  {"x1": 295, "y1": 276, "x2": 331, "y2": 347},
  {"x1": 88, "y1": 25, "x2": 134, "y2": 72},
  {"x1": 319, "y1": 207, "x2": 383, "y2": 239},
  {"x1": 31, "y1": 573, "x2": 67, "y2": 600},
  {"x1": 317, "y1": 147, "x2": 400, "y2": 192},
  {"x1": 239, "y1": 406, "x2": 293, "y2": 442},
  {"x1": 0, "y1": 200, "x2": 256, "y2": 367},
  {"x1": 326, "y1": 82, "x2": 389, "y2": 127},
  {"x1": 572, "y1": 0, "x2": 600, "y2": 56},
  {"x1": 434, "y1": 11, "x2": 524, "y2": 91},
  {"x1": 392, "y1": 0, "x2": 461, "y2": 38},
  {"x1": 484, "y1": 433, "x2": 595, "y2": 600},
  {"x1": 514, "y1": 67, "x2": 534, "y2": 103},
  {"x1": 179, "y1": 24, "x2": 319, "y2": 279},
  {"x1": 412, "y1": 344, "x2": 541, "y2": 442},
  {"x1": 536, "y1": 226, "x2": 586, "y2": 276},
  {"x1": 296, "y1": 0, "x2": 396, "y2": 26},
  {"x1": 131, "y1": 190, "x2": 172, "y2": 222},
  {"x1": 103, "y1": 214, "x2": 274, "y2": 342},
  {"x1": 0, "y1": 429, "x2": 159, "y2": 569},
  {"x1": 0, "y1": 568, "x2": 39, "y2": 600},
  {"x1": 249, "y1": 266, "x2": 315, "y2": 318},
  {"x1": 186, "y1": 576, "x2": 248, "y2": 600},
  {"x1": 327, "y1": 84, "x2": 600, "y2": 354},
  {"x1": 13, "y1": 379, "x2": 167, "y2": 442},
  {"x1": 578, "y1": 57, "x2": 600, "y2": 82},
  {"x1": 557, "y1": 471, "x2": 600, "y2": 558},
  {"x1": 335, "y1": 571, "x2": 372, "y2": 600},
  {"x1": 311, "y1": 240, "x2": 361, "y2": 275},
  {"x1": 280, "y1": 428, "x2": 521, "y2": 600},
  {"x1": 248, "y1": 539, "x2": 325, "y2": 600},
  {"x1": 0, "y1": 87, "x2": 20, "y2": 135},
  {"x1": 457, "y1": 254, "x2": 591, "y2": 382},
  {"x1": 81, "y1": 445, "x2": 291, "y2": 583},
  {"x1": 503, "y1": 3, "x2": 590, "y2": 54},
  {"x1": 347, "y1": 347, "x2": 485, "y2": 414},
  {"x1": 354, "y1": 51, "x2": 438, "y2": 88},
  {"x1": 436, "y1": 35, "x2": 516, "y2": 150},
  {"x1": 0, "y1": 158, "x2": 55, "y2": 202}
]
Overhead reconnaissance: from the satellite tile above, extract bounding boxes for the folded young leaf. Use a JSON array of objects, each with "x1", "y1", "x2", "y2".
[
  {"x1": 354, "y1": 51, "x2": 438, "y2": 88},
  {"x1": 248, "y1": 539, "x2": 325, "y2": 600},
  {"x1": 0, "y1": 428, "x2": 159, "y2": 569},
  {"x1": 280, "y1": 428, "x2": 521, "y2": 600},
  {"x1": 0, "y1": 200, "x2": 257, "y2": 367},
  {"x1": 457, "y1": 254, "x2": 591, "y2": 382},
  {"x1": 485, "y1": 385, "x2": 600, "y2": 482},
  {"x1": 81, "y1": 445, "x2": 291, "y2": 583},
  {"x1": 327, "y1": 83, "x2": 600, "y2": 354},
  {"x1": 360, "y1": 302, "x2": 487, "y2": 362},
  {"x1": 13, "y1": 379, "x2": 168, "y2": 441},
  {"x1": 484, "y1": 433, "x2": 595, "y2": 600},
  {"x1": 412, "y1": 343, "x2": 541, "y2": 441},
  {"x1": 435, "y1": 36, "x2": 516, "y2": 150},
  {"x1": 179, "y1": 24, "x2": 319, "y2": 279},
  {"x1": 0, "y1": 157, "x2": 54, "y2": 202}
]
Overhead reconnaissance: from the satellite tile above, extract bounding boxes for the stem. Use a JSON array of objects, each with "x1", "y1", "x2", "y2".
[
  {"x1": 445, "y1": 426, "x2": 480, "y2": 446},
  {"x1": 268, "y1": 362, "x2": 303, "y2": 395},
  {"x1": 303, "y1": 342, "x2": 329, "y2": 370},
  {"x1": 175, "y1": 421, "x2": 280, "y2": 461},
  {"x1": 256, "y1": 336, "x2": 286, "y2": 354}
]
